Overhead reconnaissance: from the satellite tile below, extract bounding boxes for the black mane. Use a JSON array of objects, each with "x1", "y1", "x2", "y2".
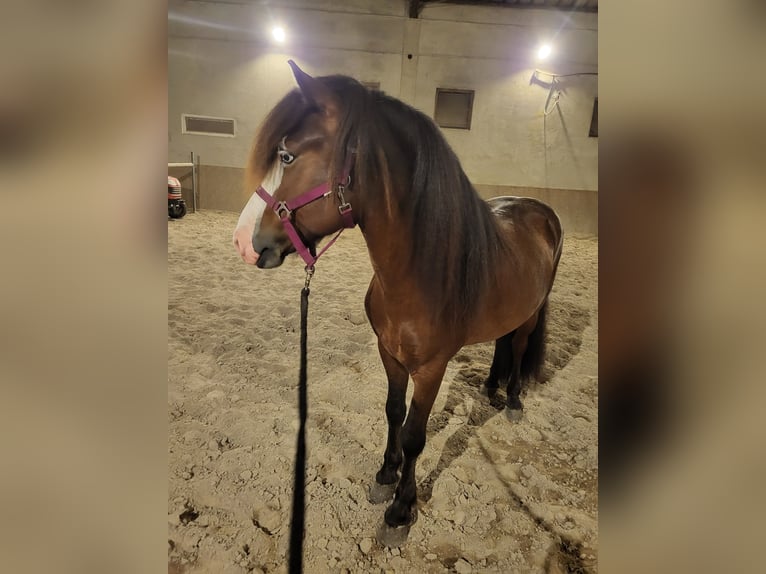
[{"x1": 248, "y1": 75, "x2": 508, "y2": 328}]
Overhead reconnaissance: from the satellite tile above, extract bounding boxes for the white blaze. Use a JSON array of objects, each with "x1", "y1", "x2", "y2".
[{"x1": 233, "y1": 161, "x2": 284, "y2": 240}]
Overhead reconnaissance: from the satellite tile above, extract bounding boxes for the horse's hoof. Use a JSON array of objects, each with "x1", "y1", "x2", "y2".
[
  {"x1": 504, "y1": 406, "x2": 523, "y2": 422},
  {"x1": 481, "y1": 385, "x2": 498, "y2": 398},
  {"x1": 384, "y1": 502, "x2": 418, "y2": 527},
  {"x1": 376, "y1": 520, "x2": 412, "y2": 548},
  {"x1": 368, "y1": 482, "x2": 396, "y2": 504}
]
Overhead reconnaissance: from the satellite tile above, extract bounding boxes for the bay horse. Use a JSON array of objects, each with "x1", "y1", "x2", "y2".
[{"x1": 235, "y1": 61, "x2": 563, "y2": 537}]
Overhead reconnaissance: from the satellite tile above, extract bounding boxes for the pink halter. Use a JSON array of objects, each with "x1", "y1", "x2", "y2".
[{"x1": 255, "y1": 153, "x2": 356, "y2": 269}]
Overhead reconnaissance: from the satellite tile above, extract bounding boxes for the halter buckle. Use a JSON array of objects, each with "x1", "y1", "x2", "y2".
[{"x1": 337, "y1": 184, "x2": 352, "y2": 215}]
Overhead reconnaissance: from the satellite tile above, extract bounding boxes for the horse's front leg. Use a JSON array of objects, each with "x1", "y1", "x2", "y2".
[
  {"x1": 369, "y1": 341, "x2": 409, "y2": 503},
  {"x1": 383, "y1": 360, "x2": 447, "y2": 528}
]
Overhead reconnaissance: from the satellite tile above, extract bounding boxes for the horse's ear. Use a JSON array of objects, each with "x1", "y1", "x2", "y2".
[{"x1": 288, "y1": 60, "x2": 337, "y2": 118}]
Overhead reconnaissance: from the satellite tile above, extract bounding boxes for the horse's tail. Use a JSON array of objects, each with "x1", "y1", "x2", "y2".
[
  {"x1": 520, "y1": 210, "x2": 561, "y2": 383},
  {"x1": 521, "y1": 299, "x2": 549, "y2": 383}
]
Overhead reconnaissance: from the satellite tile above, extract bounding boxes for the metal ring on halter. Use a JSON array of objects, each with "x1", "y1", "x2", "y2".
[
  {"x1": 304, "y1": 266, "x2": 315, "y2": 289},
  {"x1": 276, "y1": 201, "x2": 292, "y2": 220}
]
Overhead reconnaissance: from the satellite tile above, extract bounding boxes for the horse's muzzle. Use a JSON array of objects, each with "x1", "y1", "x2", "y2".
[
  {"x1": 252, "y1": 233, "x2": 290, "y2": 269},
  {"x1": 254, "y1": 247, "x2": 284, "y2": 269}
]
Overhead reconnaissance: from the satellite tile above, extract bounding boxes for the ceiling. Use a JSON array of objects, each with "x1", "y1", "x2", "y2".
[{"x1": 413, "y1": 0, "x2": 598, "y2": 16}]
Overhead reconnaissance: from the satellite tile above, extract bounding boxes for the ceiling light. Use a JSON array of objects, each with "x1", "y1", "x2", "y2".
[{"x1": 272, "y1": 26, "x2": 286, "y2": 43}]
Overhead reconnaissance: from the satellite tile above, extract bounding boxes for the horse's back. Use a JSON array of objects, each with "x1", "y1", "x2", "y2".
[{"x1": 487, "y1": 196, "x2": 563, "y2": 260}]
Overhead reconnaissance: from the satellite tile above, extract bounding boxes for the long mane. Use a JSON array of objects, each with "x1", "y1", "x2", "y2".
[
  {"x1": 245, "y1": 89, "x2": 310, "y2": 192},
  {"x1": 247, "y1": 75, "x2": 508, "y2": 329}
]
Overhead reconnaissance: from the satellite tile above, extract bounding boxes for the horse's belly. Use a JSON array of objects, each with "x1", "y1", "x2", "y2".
[
  {"x1": 464, "y1": 308, "x2": 531, "y2": 345},
  {"x1": 463, "y1": 276, "x2": 549, "y2": 345}
]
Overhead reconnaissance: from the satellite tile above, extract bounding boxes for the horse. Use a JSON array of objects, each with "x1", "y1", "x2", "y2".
[{"x1": 235, "y1": 60, "x2": 563, "y2": 538}]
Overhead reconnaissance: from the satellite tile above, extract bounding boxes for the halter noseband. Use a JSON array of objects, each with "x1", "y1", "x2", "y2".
[{"x1": 255, "y1": 152, "x2": 356, "y2": 269}]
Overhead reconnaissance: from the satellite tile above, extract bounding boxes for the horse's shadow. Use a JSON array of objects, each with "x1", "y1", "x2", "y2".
[
  {"x1": 419, "y1": 302, "x2": 590, "y2": 502},
  {"x1": 419, "y1": 347, "x2": 505, "y2": 502}
]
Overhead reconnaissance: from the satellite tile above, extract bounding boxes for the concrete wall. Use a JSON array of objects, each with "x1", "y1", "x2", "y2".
[{"x1": 168, "y1": 0, "x2": 597, "y2": 234}]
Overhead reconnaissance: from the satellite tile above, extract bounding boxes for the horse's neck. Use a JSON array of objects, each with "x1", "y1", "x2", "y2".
[
  {"x1": 359, "y1": 204, "x2": 418, "y2": 296},
  {"x1": 356, "y1": 141, "x2": 422, "y2": 295}
]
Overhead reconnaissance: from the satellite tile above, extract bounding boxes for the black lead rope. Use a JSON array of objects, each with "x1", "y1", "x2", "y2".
[{"x1": 289, "y1": 267, "x2": 313, "y2": 574}]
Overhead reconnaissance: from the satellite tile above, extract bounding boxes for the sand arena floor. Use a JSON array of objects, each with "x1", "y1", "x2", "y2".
[{"x1": 168, "y1": 210, "x2": 598, "y2": 573}]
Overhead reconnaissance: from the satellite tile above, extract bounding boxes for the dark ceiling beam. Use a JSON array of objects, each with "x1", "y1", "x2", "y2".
[
  {"x1": 415, "y1": 0, "x2": 597, "y2": 13},
  {"x1": 409, "y1": 0, "x2": 423, "y2": 18}
]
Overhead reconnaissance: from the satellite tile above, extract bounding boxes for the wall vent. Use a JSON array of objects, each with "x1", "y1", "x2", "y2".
[
  {"x1": 182, "y1": 114, "x2": 236, "y2": 137},
  {"x1": 434, "y1": 88, "x2": 474, "y2": 130}
]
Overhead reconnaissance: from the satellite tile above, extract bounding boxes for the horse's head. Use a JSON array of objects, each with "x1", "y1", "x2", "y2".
[{"x1": 251, "y1": 61, "x2": 354, "y2": 269}]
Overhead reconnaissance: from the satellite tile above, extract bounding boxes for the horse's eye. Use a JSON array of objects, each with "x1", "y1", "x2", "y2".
[{"x1": 279, "y1": 150, "x2": 295, "y2": 165}]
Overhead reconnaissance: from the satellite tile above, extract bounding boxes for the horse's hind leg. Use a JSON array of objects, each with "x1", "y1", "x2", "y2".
[
  {"x1": 369, "y1": 340, "x2": 409, "y2": 504},
  {"x1": 506, "y1": 310, "x2": 541, "y2": 416},
  {"x1": 383, "y1": 361, "x2": 447, "y2": 529},
  {"x1": 484, "y1": 332, "x2": 514, "y2": 398}
]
